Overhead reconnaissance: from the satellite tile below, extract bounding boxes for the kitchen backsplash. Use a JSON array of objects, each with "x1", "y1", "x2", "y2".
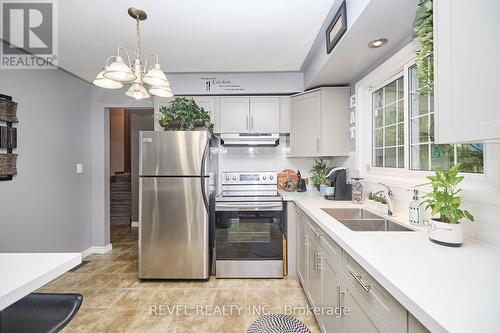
[{"x1": 217, "y1": 136, "x2": 353, "y2": 179}]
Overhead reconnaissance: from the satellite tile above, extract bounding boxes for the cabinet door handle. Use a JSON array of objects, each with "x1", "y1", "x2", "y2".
[
  {"x1": 337, "y1": 284, "x2": 346, "y2": 317},
  {"x1": 246, "y1": 116, "x2": 249, "y2": 131},
  {"x1": 315, "y1": 253, "x2": 324, "y2": 272},
  {"x1": 316, "y1": 138, "x2": 320, "y2": 153},
  {"x1": 348, "y1": 267, "x2": 371, "y2": 292},
  {"x1": 250, "y1": 115, "x2": 254, "y2": 131},
  {"x1": 312, "y1": 250, "x2": 317, "y2": 273}
]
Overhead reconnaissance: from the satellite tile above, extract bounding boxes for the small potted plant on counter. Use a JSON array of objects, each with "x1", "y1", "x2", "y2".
[
  {"x1": 366, "y1": 192, "x2": 388, "y2": 215},
  {"x1": 158, "y1": 97, "x2": 213, "y2": 132},
  {"x1": 421, "y1": 164, "x2": 474, "y2": 247},
  {"x1": 310, "y1": 159, "x2": 330, "y2": 193}
]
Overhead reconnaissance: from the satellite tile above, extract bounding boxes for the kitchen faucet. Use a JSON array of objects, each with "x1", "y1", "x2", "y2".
[{"x1": 378, "y1": 183, "x2": 395, "y2": 216}]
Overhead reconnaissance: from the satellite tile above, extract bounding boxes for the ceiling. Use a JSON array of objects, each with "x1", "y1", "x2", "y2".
[
  {"x1": 58, "y1": 0, "x2": 335, "y2": 82},
  {"x1": 305, "y1": 0, "x2": 419, "y2": 87}
]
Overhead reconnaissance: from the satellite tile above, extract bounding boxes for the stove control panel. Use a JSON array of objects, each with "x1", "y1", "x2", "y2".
[{"x1": 221, "y1": 172, "x2": 277, "y2": 185}]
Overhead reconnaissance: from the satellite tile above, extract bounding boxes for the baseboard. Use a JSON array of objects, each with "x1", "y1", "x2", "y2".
[
  {"x1": 81, "y1": 244, "x2": 113, "y2": 259},
  {"x1": 131, "y1": 221, "x2": 139, "y2": 228}
]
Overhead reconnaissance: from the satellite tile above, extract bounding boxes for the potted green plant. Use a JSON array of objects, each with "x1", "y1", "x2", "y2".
[
  {"x1": 310, "y1": 159, "x2": 330, "y2": 192},
  {"x1": 420, "y1": 164, "x2": 474, "y2": 247},
  {"x1": 366, "y1": 191, "x2": 388, "y2": 215},
  {"x1": 158, "y1": 97, "x2": 213, "y2": 132}
]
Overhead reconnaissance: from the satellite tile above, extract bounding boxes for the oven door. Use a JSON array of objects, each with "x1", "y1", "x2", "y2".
[{"x1": 215, "y1": 202, "x2": 284, "y2": 262}]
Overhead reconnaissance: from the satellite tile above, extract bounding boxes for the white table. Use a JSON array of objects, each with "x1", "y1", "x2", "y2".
[{"x1": 0, "y1": 253, "x2": 81, "y2": 311}]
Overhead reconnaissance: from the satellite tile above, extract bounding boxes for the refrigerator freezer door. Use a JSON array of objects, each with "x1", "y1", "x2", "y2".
[
  {"x1": 139, "y1": 177, "x2": 209, "y2": 279},
  {"x1": 140, "y1": 131, "x2": 209, "y2": 176}
]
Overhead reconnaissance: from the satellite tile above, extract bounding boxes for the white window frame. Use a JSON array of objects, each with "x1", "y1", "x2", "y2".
[{"x1": 355, "y1": 40, "x2": 487, "y2": 188}]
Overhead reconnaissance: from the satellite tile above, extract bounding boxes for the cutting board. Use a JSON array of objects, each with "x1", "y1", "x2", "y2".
[{"x1": 278, "y1": 169, "x2": 299, "y2": 192}]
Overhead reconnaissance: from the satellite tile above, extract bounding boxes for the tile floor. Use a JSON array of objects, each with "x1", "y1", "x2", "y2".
[{"x1": 38, "y1": 226, "x2": 320, "y2": 333}]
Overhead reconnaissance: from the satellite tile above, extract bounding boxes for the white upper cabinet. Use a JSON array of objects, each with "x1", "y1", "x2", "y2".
[
  {"x1": 290, "y1": 87, "x2": 350, "y2": 157},
  {"x1": 220, "y1": 97, "x2": 251, "y2": 133},
  {"x1": 219, "y1": 96, "x2": 281, "y2": 134},
  {"x1": 279, "y1": 96, "x2": 292, "y2": 134},
  {"x1": 249, "y1": 97, "x2": 280, "y2": 133},
  {"x1": 434, "y1": 0, "x2": 500, "y2": 143}
]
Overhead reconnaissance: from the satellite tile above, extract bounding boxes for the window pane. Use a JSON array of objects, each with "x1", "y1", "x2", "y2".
[
  {"x1": 410, "y1": 92, "x2": 429, "y2": 117},
  {"x1": 397, "y1": 123, "x2": 405, "y2": 145},
  {"x1": 397, "y1": 100, "x2": 404, "y2": 123},
  {"x1": 373, "y1": 89, "x2": 383, "y2": 108},
  {"x1": 374, "y1": 108, "x2": 383, "y2": 128},
  {"x1": 397, "y1": 77, "x2": 404, "y2": 100},
  {"x1": 373, "y1": 149, "x2": 383, "y2": 167},
  {"x1": 374, "y1": 128, "x2": 383, "y2": 147},
  {"x1": 431, "y1": 144, "x2": 453, "y2": 170},
  {"x1": 372, "y1": 75, "x2": 404, "y2": 168},
  {"x1": 409, "y1": 66, "x2": 418, "y2": 92},
  {"x1": 397, "y1": 146, "x2": 405, "y2": 168},
  {"x1": 385, "y1": 81, "x2": 397, "y2": 104},
  {"x1": 385, "y1": 103, "x2": 397, "y2": 125},
  {"x1": 457, "y1": 144, "x2": 484, "y2": 173},
  {"x1": 411, "y1": 144, "x2": 429, "y2": 170},
  {"x1": 385, "y1": 147, "x2": 397, "y2": 167},
  {"x1": 411, "y1": 116, "x2": 429, "y2": 144},
  {"x1": 385, "y1": 125, "x2": 397, "y2": 146}
]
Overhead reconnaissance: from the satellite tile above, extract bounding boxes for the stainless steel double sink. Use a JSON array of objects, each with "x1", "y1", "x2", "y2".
[{"x1": 321, "y1": 208, "x2": 414, "y2": 232}]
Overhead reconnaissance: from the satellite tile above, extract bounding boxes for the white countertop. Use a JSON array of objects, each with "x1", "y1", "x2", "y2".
[
  {"x1": 280, "y1": 190, "x2": 500, "y2": 333},
  {"x1": 0, "y1": 253, "x2": 81, "y2": 310}
]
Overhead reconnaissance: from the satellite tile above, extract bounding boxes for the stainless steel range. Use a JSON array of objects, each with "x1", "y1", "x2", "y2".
[{"x1": 215, "y1": 172, "x2": 285, "y2": 278}]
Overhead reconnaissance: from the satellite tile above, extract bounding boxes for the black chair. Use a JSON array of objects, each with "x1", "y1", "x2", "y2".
[{"x1": 0, "y1": 293, "x2": 83, "y2": 333}]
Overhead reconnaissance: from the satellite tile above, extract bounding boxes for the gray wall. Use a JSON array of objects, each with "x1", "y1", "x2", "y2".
[
  {"x1": 0, "y1": 68, "x2": 92, "y2": 252},
  {"x1": 129, "y1": 109, "x2": 154, "y2": 222}
]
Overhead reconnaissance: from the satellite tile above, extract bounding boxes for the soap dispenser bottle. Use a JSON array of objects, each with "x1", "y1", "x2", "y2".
[{"x1": 409, "y1": 189, "x2": 424, "y2": 225}]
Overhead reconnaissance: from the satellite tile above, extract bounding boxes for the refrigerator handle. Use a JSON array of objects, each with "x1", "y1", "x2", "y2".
[{"x1": 200, "y1": 139, "x2": 210, "y2": 213}]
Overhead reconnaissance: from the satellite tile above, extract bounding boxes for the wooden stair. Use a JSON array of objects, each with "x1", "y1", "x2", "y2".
[{"x1": 110, "y1": 172, "x2": 131, "y2": 226}]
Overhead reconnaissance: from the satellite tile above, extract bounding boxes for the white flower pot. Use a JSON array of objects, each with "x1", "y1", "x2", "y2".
[{"x1": 428, "y1": 219, "x2": 463, "y2": 247}]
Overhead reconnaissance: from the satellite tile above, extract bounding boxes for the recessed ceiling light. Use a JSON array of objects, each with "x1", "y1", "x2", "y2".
[{"x1": 368, "y1": 38, "x2": 388, "y2": 48}]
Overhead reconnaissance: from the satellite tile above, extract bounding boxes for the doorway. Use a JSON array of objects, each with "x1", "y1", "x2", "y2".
[{"x1": 109, "y1": 108, "x2": 154, "y2": 227}]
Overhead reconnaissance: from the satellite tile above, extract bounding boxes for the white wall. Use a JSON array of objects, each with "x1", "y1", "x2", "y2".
[{"x1": 0, "y1": 68, "x2": 92, "y2": 252}]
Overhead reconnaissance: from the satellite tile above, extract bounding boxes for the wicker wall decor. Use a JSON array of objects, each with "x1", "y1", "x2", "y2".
[
  {"x1": 0, "y1": 98, "x2": 18, "y2": 123},
  {"x1": 0, "y1": 94, "x2": 17, "y2": 181},
  {"x1": 0, "y1": 153, "x2": 17, "y2": 176}
]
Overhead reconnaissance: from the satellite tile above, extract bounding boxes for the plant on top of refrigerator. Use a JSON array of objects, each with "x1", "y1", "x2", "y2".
[{"x1": 157, "y1": 97, "x2": 213, "y2": 131}]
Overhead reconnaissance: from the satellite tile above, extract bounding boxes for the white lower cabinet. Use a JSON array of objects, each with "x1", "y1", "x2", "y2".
[
  {"x1": 305, "y1": 221, "x2": 322, "y2": 308},
  {"x1": 341, "y1": 272, "x2": 391, "y2": 333},
  {"x1": 296, "y1": 208, "x2": 307, "y2": 286},
  {"x1": 294, "y1": 207, "x2": 428, "y2": 333}
]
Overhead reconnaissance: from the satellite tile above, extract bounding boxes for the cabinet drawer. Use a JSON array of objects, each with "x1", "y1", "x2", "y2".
[{"x1": 344, "y1": 254, "x2": 406, "y2": 333}]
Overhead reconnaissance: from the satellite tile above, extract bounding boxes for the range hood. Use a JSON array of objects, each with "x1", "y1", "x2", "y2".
[{"x1": 220, "y1": 133, "x2": 279, "y2": 146}]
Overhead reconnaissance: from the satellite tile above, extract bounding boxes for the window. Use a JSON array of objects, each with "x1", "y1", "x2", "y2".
[
  {"x1": 367, "y1": 54, "x2": 484, "y2": 174},
  {"x1": 372, "y1": 76, "x2": 405, "y2": 168},
  {"x1": 408, "y1": 63, "x2": 484, "y2": 173}
]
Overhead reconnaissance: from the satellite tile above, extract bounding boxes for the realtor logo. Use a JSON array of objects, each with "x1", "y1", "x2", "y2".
[{"x1": 1, "y1": 0, "x2": 58, "y2": 69}]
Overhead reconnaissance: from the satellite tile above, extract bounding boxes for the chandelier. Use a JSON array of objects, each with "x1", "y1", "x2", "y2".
[{"x1": 92, "y1": 8, "x2": 173, "y2": 99}]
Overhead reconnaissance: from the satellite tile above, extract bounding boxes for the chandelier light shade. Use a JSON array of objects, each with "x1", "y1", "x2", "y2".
[
  {"x1": 143, "y1": 63, "x2": 170, "y2": 87},
  {"x1": 93, "y1": 68, "x2": 124, "y2": 89},
  {"x1": 103, "y1": 56, "x2": 136, "y2": 82},
  {"x1": 93, "y1": 8, "x2": 173, "y2": 100},
  {"x1": 149, "y1": 86, "x2": 174, "y2": 98},
  {"x1": 125, "y1": 83, "x2": 151, "y2": 100}
]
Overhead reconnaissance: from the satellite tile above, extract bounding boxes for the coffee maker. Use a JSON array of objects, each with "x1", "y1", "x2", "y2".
[{"x1": 327, "y1": 168, "x2": 352, "y2": 200}]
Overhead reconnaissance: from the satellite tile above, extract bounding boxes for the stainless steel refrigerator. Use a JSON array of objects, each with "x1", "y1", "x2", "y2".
[{"x1": 139, "y1": 131, "x2": 215, "y2": 279}]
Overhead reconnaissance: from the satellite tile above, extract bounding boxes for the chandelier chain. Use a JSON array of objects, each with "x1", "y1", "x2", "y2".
[{"x1": 135, "y1": 17, "x2": 141, "y2": 62}]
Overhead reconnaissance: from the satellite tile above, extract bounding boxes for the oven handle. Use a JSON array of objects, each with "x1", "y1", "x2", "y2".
[{"x1": 215, "y1": 202, "x2": 283, "y2": 211}]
